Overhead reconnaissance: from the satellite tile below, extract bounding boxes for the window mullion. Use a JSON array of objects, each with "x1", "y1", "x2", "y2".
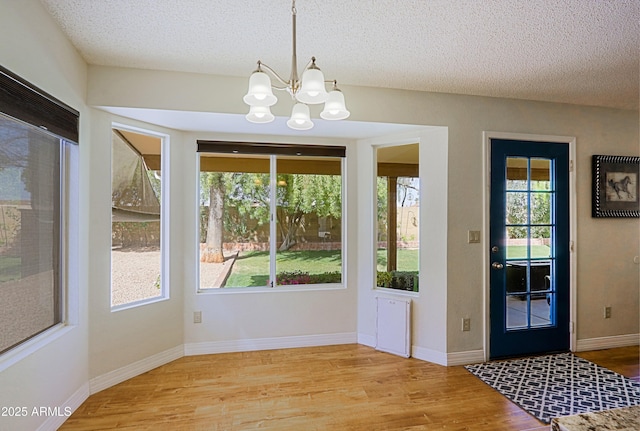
[{"x1": 269, "y1": 155, "x2": 277, "y2": 287}]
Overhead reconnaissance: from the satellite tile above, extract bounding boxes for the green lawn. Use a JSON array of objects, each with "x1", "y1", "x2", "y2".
[
  {"x1": 225, "y1": 250, "x2": 342, "y2": 287},
  {"x1": 506, "y1": 245, "x2": 551, "y2": 259},
  {"x1": 225, "y1": 248, "x2": 419, "y2": 287},
  {"x1": 376, "y1": 249, "x2": 419, "y2": 272}
]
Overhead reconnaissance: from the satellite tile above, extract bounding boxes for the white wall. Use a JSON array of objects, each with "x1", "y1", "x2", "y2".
[
  {"x1": 87, "y1": 110, "x2": 185, "y2": 383},
  {"x1": 355, "y1": 128, "x2": 449, "y2": 364},
  {"x1": 181, "y1": 132, "x2": 358, "y2": 354},
  {"x1": 0, "y1": 1, "x2": 89, "y2": 430},
  {"x1": 87, "y1": 66, "x2": 639, "y2": 362}
]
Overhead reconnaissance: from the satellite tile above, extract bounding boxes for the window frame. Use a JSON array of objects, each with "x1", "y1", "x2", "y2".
[
  {"x1": 374, "y1": 142, "x2": 420, "y2": 296},
  {"x1": 196, "y1": 141, "x2": 347, "y2": 293},
  {"x1": 0, "y1": 66, "x2": 78, "y2": 368},
  {"x1": 110, "y1": 122, "x2": 170, "y2": 311}
]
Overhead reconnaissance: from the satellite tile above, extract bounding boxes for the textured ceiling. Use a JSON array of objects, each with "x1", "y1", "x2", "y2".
[{"x1": 40, "y1": 0, "x2": 639, "y2": 111}]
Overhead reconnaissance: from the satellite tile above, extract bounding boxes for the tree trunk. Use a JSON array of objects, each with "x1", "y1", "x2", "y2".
[
  {"x1": 278, "y1": 209, "x2": 304, "y2": 251},
  {"x1": 201, "y1": 174, "x2": 225, "y2": 263}
]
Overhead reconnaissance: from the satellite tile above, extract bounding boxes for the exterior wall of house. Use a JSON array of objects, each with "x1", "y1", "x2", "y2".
[{"x1": 0, "y1": 1, "x2": 90, "y2": 429}]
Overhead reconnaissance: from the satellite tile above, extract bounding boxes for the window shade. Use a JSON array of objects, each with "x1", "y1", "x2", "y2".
[
  {"x1": 197, "y1": 141, "x2": 345, "y2": 158},
  {"x1": 0, "y1": 65, "x2": 79, "y2": 143}
]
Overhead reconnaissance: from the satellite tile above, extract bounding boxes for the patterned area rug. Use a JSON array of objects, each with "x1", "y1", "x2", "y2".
[{"x1": 465, "y1": 353, "x2": 640, "y2": 424}]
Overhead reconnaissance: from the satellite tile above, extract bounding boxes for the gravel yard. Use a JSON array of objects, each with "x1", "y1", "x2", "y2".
[
  {"x1": 111, "y1": 249, "x2": 162, "y2": 306},
  {"x1": 112, "y1": 249, "x2": 227, "y2": 306}
]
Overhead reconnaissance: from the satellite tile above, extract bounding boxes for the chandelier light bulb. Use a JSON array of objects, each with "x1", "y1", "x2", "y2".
[
  {"x1": 296, "y1": 64, "x2": 329, "y2": 104},
  {"x1": 243, "y1": 71, "x2": 277, "y2": 107},
  {"x1": 286, "y1": 103, "x2": 314, "y2": 130},
  {"x1": 246, "y1": 105, "x2": 275, "y2": 123},
  {"x1": 320, "y1": 86, "x2": 350, "y2": 120}
]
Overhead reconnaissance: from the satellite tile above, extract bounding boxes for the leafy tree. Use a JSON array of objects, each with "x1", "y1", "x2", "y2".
[{"x1": 200, "y1": 171, "x2": 341, "y2": 253}]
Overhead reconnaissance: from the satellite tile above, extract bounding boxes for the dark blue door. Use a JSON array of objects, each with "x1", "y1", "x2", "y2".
[{"x1": 490, "y1": 139, "x2": 570, "y2": 359}]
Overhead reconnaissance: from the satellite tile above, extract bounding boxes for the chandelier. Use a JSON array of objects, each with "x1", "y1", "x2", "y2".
[{"x1": 243, "y1": 0, "x2": 350, "y2": 130}]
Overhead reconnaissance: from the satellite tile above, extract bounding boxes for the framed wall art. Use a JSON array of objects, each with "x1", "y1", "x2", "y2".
[{"x1": 592, "y1": 155, "x2": 640, "y2": 217}]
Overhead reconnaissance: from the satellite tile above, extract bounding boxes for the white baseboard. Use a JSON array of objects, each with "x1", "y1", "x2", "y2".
[
  {"x1": 38, "y1": 382, "x2": 90, "y2": 431},
  {"x1": 447, "y1": 349, "x2": 485, "y2": 366},
  {"x1": 411, "y1": 345, "x2": 447, "y2": 366},
  {"x1": 185, "y1": 332, "x2": 357, "y2": 356},
  {"x1": 575, "y1": 333, "x2": 639, "y2": 352},
  {"x1": 411, "y1": 346, "x2": 484, "y2": 366},
  {"x1": 89, "y1": 345, "x2": 184, "y2": 394},
  {"x1": 357, "y1": 333, "x2": 376, "y2": 348}
]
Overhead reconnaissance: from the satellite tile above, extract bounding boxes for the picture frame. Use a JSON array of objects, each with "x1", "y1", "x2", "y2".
[{"x1": 592, "y1": 155, "x2": 640, "y2": 218}]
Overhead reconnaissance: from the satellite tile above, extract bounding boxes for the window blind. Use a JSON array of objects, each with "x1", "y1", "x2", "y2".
[
  {"x1": 0, "y1": 65, "x2": 79, "y2": 143},
  {"x1": 197, "y1": 141, "x2": 345, "y2": 158}
]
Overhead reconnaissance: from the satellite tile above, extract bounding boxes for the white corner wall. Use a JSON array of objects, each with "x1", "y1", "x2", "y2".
[
  {"x1": 0, "y1": 1, "x2": 90, "y2": 430},
  {"x1": 86, "y1": 110, "x2": 185, "y2": 384}
]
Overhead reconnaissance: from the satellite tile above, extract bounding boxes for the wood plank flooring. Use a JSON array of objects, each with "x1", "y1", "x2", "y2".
[{"x1": 60, "y1": 345, "x2": 639, "y2": 431}]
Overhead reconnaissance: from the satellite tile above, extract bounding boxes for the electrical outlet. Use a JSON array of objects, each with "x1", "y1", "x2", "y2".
[
  {"x1": 604, "y1": 306, "x2": 611, "y2": 319},
  {"x1": 462, "y1": 318, "x2": 471, "y2": 331},
  {"x1": 194, "y1": 311, "x2": 202, "y2": 323}
]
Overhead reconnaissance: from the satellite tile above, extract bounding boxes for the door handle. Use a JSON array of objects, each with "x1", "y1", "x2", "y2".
[{"x1": 491, "y1": 262, "x2": 504, "y2": 270}]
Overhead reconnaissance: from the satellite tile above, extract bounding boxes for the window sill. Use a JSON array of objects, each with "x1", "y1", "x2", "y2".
[
  {"x1": 197, "y1": 283, "x2": 346, "y2": 295},
  {"x1": 0, "y1": 323, "x2": 75, "y2": 373},
  {"x1": 374, "y1": 286, "x2": 419, "y2": 298},
  {"x1": 111, "y1": 294, "x2": 169, "y2": 312}
]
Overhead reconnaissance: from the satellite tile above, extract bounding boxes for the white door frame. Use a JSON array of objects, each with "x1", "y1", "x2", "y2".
[{"x1": 482, "y1": 131, "x2": 577, "y2": 361}]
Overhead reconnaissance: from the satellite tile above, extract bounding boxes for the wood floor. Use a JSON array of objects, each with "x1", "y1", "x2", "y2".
[{"x1": 60, "y1": 345, "x2": 639, "y2": 431}]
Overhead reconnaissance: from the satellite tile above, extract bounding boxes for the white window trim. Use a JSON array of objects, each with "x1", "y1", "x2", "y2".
[{"x1": 110, "y1": 123, "x2": 170, "y2": 311}]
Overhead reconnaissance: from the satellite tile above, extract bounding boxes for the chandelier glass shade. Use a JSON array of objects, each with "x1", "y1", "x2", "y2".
[
  {"x1": 243, "y1": 0, "x2": 349, "y2": 130},
  {"x1": 246, "y1": 105, "x2": 275, "y2": 123}
]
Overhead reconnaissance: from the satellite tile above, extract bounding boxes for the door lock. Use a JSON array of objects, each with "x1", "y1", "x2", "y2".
[{"x1": 491, "y1": 262, "x2": 504, "y2": 269}]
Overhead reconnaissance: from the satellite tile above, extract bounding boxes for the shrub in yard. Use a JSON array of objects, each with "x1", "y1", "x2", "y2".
[
  {"x1": 376, "y1": 271, "x2": 393, "y2": 287},
  {"x1": 277, "y1": 270, "x2": 341, "y2": 285},
  {"x1": 377, "y1": 271, "x2": 419, "y2": 291},
  {"x1": 309, "y1": 271, "x2": 341, "y2": 284},
  {"x1": 277, "y1": 270, "x2": 312, "y2": 285}
]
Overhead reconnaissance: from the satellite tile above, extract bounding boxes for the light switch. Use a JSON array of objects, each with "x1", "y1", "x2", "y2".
[{"x1": 468, "y1": 230, "x2": 481, "y2": 243}]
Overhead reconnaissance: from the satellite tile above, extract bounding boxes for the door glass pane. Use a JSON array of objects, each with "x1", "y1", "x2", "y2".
[
  {"x1": 531, "y1": 193, "x2": 551, "y2": 225},
  {"x1": 275, "y1": 156, "x2": 342, "y2": 286},
  {"x1": 506, "y1": 227, "x2": 528, "y2": 259},
  {"x1": 199, "y1": 155, "x2": 271, "y2": 289},
  {"x1": 506, "y1": 296, "x2": 527, "y2": 329},
  {"x1": 506, "y1": 157, "x2": 528, "y2": 190},
  {"x1": 531, "y1": 159, "x2": 551, "y2": 190},
  {"x1": 507, "y1": 192, "x2": 529, "y2": 224}
]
